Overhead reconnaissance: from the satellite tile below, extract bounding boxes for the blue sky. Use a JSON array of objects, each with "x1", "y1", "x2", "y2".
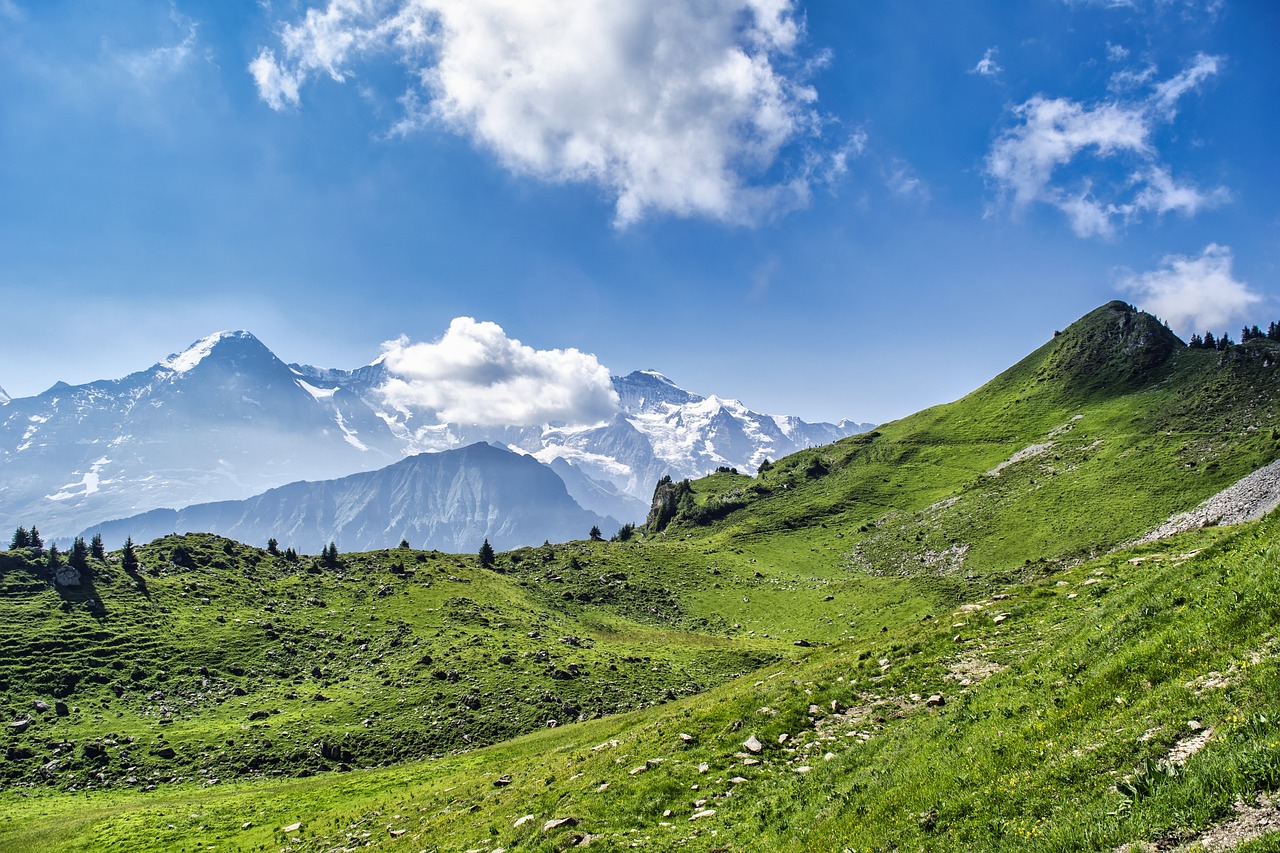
[{"x1": 1, "y1": 0, "x2": 1276, "y2": 424}]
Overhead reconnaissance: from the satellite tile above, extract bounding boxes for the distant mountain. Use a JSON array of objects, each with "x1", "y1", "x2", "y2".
[
  {"x1": 290, "y1": 364, "x2": 874, "y2": 517},
  {"x1": 0, "y1": 332, "x2": 397, "y2": 539},
  {"x1": 0, "y1": 385, "x2": 9, "y2": 405},
  {"x1": 2, "y1": 332, "x2": 869, "y2": 540},
  {"x1": 86, "y1": 442, "x2": 619, "y2": 553}
]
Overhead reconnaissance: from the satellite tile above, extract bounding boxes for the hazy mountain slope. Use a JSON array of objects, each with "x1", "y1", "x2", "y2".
[
  {"x1": 0, "y1": 336, "x2": 867, "y2": 540},
  {"x1": 0, "y1": 332, "x2": 394, "y2": 539},
  {"x1": 84, "y1": 443, "x2": 620, "y2": 553}
]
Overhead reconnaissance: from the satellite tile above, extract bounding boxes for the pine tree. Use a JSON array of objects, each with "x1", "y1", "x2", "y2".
[
  {"x1": 1219, "y1": 332, "x2": 1234, "y2": 350},
  {"x1": 398, "y1": 538, "x2": 412, "y2": 550},
  {"x1": 47, "y1": 543, "x2": 60, "y2": 570},
  {"x1": 1269, "y1": 322, "x2": 1280, "y2": 342},
  {"x1": 266, "y1": 537, "x2": 279, "y2": 555},
  {"x1": 589, "y1": 525, "x2": 603, "y2": 541},
  {"x1": 1188, "y1": 334, "x2": 1203, "y2": 349},
  {"x1": 90, "y1": 533, "x2": 105, "y2": 560},
  {"x1": 1203, "y1": 331, "x2": 1217, "y2": 350},
  {"x1": 614, "y1": 523, "x2": 635, "y2": 542},
  {"x1": 121, "y1": 536, "x2": 139, "y2": 572},
  {"x1": 9, "y1": 526, "x2": 30, "y2": 550},
  {"x1": 321, "y1": 542, "x2": 339, "y2": 567},
  {"x1": 70, "y1": 537, "x2": 89, "y2": 570},
  {"x1": 478, "y1": 538, "x2": 495, "y2": 568},
  {"x1": 29, "y1": 526, "x2": 43, "y2": 552}
]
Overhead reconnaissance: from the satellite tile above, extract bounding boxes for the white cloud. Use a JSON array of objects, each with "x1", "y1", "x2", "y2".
[
  {"x1": 1106, "y1": 42, "x2": 1130, "y2": 62},
  {"x1": 1121, "y1": 244, "x2": 1263, "y2": 335},
  {"x1": 969, "y1": 47, "x2": 1002, "y2": 78},
  {"x1": 377, "y1": 318, "x2": 619, "y2": 427},
  {"x1": 985, "y1": 54, "x2": 1228, "y2": 238},
  {"x1": 251, "y1": 0, "x2": 834, "y2": 226},
  {"x1": 1151, "y1": 52, "x2": 1220, "y2": 118}
]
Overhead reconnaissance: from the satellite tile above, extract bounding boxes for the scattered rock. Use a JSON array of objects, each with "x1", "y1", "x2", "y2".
[
  {"x1": 54, "y1": 701, "x2": 69, "y2": 716},
  {"x1": 689, "y1": 809, "x2": 716, "y2": 821},
  {"x1": 926, "y1": 694, "x2": 946, "y2": 707},
  {"x1": 743, "y1": 735, "x2": 763, "y2": 754},
  {"x1": 494, "y1": 775, "x2": 511, "y2": 787},
  {"x1": 543, "y1": 817, "x2": 578, "y2": 832},
  {"x1": 629, "y1": 765, "x2": 647, "y2": 776},
  {"x1": 31, "y1": 700, "x2": 51, "y2": 713},
  {"x1": 513, "y1": 815, "x2": 535, "y2": 828},
  {"x1": 282, "y1": 822, "x2": 302, "y2": 833},
  {"x1": 678, "y1": 732, "x2": 694, "y2": 744}
]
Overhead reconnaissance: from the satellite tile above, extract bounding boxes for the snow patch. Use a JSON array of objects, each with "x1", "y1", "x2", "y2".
[
  {"x1": 332, "y1": 409, "x2": 368, "y2": 451},
  {"x1": 158, "y1": 331, "x2": 239, "y2": 374},
  {"x1": 297, "y1": 379, "x2": 338, "y2": 400},
  {"x1": 534, "y1": 446, "x2": 634, "y2": 479}
]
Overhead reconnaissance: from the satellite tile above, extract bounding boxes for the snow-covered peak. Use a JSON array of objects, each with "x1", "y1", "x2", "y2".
[
  {"x1": 158, "y1": 331, "x2": 255, "y2": 374},
  {"x1": 0, "y1": 385, "x2": 9, "y2": 405}
]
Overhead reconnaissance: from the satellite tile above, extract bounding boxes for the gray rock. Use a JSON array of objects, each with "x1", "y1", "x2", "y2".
[
  {"x1": 743, "y1": 735, "x2": 763, "y2": 754},
  {"x1": 54, "y1": 564, "x2": 82, "y2": 587}
]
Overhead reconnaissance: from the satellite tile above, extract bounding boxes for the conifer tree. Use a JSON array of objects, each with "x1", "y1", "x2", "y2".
[
  {"x1": 589, "y1": 525, "x2": 603, "y2": 541},
  {"x1": 9, "y1": 526, "x2": 30, "y2": 550},
  {"x1": 267, "y1": 537, "x2": 279, "y2": 555},
  {"x1": 1269, "y1": 322, "x2": 1280, "y2": 342},
  {"x1": 70, "y1": 537, "x2": 89, "y2": 570},
  {"x1": 90, "y1": 533, "x2": 105, "y2": 560},
  {"x1": 47, "y1": 543, "x2": 60, "y2": 570},
  {"x1": 29, "y1": 526, "x2": 43, "y2": 552},
  {"x1": 478, "y1": 538, "x2": 495, "y2": 568},
  {"x1": 121, "y1": 536, "x2": 139, "y2": 572},
  {"x1": 1203, "y1": 331, "x2": 1216, "y2": 350}
]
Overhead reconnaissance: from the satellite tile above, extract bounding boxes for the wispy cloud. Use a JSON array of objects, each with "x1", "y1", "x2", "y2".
[
  {"x1": 250, "y1": 0, "x2": 840, "y2": 227},
  {"x1": 969, "y1": 47, "x2": 1002, "y2": 78},
  {"x1": 377, "y1": 318, "x2": 619, "y2": 427},
  {"x1": 1121, "y1": 244, "x2": 1263, "y2": 336},
  {"x1": 985, "y1": 54, "x2": 1228, "y2": 238}
]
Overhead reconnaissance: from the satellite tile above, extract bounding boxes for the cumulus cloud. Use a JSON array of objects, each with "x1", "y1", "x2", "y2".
[
  {"x1": 985, "y1": 54, "x2": 1227, "y2": 238},
  {"x1": 377, "y1": 317, "x2": 619, "y2": 427},
  {"x1": 251, "y1": 0, "x2": 835, "y2": 226},
  {"x1": 1121, "y1": 244, "x2": 1263, "y2": 336},
  {"x1": 969, "y1": 47, "x2": 1002, "y2": 78}
]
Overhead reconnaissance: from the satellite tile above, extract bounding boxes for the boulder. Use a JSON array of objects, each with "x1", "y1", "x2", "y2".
[
  {"x1": 743, "y1": 735, "x2": 763, "y2": 754},
  {"x1": 54, "y1": 565, "x2": 82, "y2": 587}
]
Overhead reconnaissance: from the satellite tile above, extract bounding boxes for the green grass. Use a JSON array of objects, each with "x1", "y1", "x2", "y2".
[{"x1": 3, "y1": 302, "x2": 1280, "y2": 851}]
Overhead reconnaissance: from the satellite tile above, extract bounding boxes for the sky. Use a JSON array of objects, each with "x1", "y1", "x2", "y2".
[{"x1": 1, "y1": 0, "x2": 1277, "y2": 425}]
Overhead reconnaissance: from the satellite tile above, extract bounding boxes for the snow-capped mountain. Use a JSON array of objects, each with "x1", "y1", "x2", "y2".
[
  {"x1": 86, "y1": 443, "x2": 618, "y2": 554},
  {"x1": 0, "y1": 332, "x2": 397, "y2": 539},
  {"x1": 1, "y1": 332, "x2": 870, "y2": 540},
  {"x1": 289, "y1": 364, "x2": 873, "y2": 517},
  {"x1": 0, "y1": 386, "x2": 10, "y2": 405}
]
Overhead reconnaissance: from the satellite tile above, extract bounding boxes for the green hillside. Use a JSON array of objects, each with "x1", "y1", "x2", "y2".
[{"x1": 2, "y1": 302, "x2": 1279, "y2": 852}]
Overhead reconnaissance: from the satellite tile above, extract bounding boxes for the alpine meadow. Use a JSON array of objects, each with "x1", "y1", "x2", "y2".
[{"x1": 4, "y1": 302, "x2": 1280, "y2": 851}]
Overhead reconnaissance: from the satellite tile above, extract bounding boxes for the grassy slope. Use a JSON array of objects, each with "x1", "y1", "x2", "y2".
[{"x1": 3, "y1": 302, "x2": 1280, "y2": 851}]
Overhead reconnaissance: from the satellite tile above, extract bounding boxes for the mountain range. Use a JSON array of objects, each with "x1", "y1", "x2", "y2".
[
  {"x1": 0, "y1": 331, "x2": 870, "y2": 544},
  {"x1": 85, "y1": 442, "x2": 618, "y2": 553}
]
